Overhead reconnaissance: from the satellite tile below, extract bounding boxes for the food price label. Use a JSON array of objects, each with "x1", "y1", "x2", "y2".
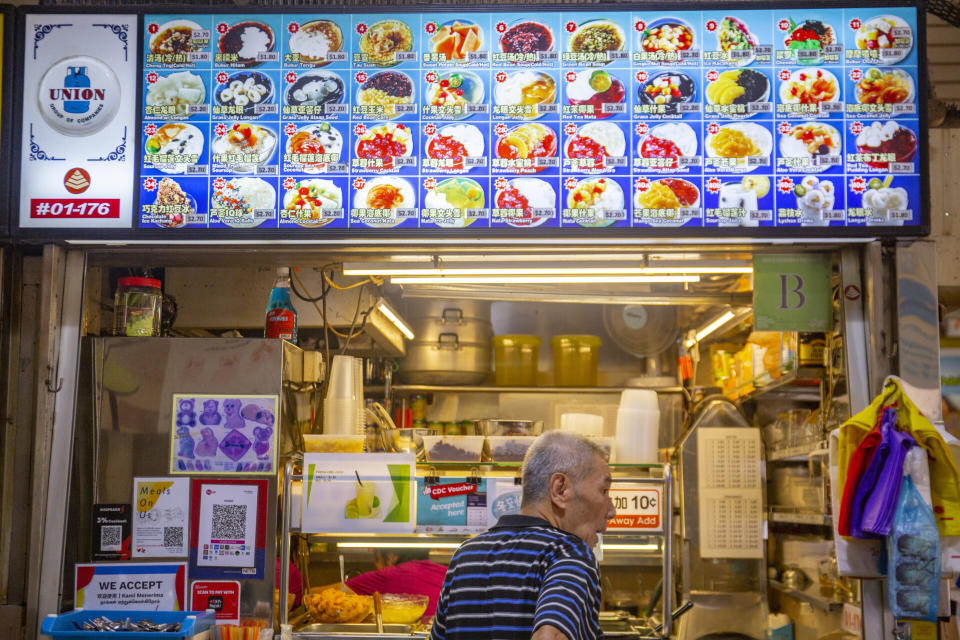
[
  {"x1": 606, "y1": 485, "x2": 662, "y2": 531},
  {"x1": 602, "y1": 103, "x2": 626, "y2": 114}
]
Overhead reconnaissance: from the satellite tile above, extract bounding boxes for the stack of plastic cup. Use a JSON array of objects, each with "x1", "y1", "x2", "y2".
[
  {"x1": 614, "y1": 390, "x2": 661, "y2": 464},
  {"x1": 324, "y1": 355, "x2": 362, "y2": 435},
  {"x1": 560, "y1": 413, "x2": 605, "y2": 437}
]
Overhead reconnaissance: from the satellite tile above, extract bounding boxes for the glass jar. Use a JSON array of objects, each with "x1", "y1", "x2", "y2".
[{"x1": 113, "y1": 277, "x2": 162, "y2": 337}]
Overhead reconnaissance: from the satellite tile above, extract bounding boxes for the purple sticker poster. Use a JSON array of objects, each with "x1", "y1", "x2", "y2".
[{"x1": 169, "y1": 394, "x2": 278, "y2": 475}]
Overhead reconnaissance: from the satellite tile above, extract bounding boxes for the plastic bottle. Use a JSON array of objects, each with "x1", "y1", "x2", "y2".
[{"x1": 265, "y1": 267, "x2": 298, "y2": 344}]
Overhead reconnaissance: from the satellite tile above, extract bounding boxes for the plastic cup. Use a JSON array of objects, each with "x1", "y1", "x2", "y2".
[
  {"x1": 324, "y1": 398, "x2": 361, "y2": 435},
  {"x1": 614, "y1": 406, "x2": 660, "y2": 464},
  {"x1": 619, "y1": 389, "x2": 659, "y2": 411},
  {"x1": 356, "y1": 480, "x2": 376, "y2": 517},
  {"x1": 328, "y1": 355, "x2": 357, "y2": 400},
  {"x1": 560, "y1": 413, "x2": 605, "y2": 437}
]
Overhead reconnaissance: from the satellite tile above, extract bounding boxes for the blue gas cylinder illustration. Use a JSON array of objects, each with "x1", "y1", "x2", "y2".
[{"x1": 63, "y1": 66, "x2": 90, "y2": 114}]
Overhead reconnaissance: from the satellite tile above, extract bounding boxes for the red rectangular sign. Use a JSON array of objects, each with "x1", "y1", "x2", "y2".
[
  {"x1": 30, "y1": 198, "x2": 120, "y2": 219},
  {"x1": 190, "y1": 580, "x2": 240, "y2": 624}
]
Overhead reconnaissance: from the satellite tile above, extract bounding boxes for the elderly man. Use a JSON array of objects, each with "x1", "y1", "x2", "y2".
[{"x1": 430, "y1": 431, "x2": 615, "y2": 640}]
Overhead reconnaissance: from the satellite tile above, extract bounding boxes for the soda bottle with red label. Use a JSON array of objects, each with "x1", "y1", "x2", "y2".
[{"x1": 265, "y1": 267, "x2": 298, "y2": 344}]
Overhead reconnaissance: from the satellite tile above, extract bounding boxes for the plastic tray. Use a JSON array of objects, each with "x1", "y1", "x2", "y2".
[{"x1": 41, "y1": 609, "x2": 215, "y2": 639}]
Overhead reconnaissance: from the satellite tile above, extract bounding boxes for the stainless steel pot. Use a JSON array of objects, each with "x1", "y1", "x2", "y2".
[{"x1": 399, "y1": 300, "x2": 492, "y2": 385}]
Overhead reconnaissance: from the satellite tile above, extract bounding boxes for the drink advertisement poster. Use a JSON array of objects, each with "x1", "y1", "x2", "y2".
[{"x1": 301, "y1": 453, "x2": 416, "y2": 533}]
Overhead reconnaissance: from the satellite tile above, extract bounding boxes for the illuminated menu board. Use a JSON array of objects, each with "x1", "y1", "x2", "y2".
[{"x1": 135, "y1": 8, "x2": 922, "y2": 232}]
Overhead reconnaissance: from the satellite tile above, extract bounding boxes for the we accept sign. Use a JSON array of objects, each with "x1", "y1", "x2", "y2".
[{"x1": 75, "y1": 563, "x2": 186, "y2": 610}]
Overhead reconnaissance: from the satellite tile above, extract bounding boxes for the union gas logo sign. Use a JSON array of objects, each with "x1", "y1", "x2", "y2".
[{"x1": 38, "y1": 55, "x2": 121, "y2": 136}]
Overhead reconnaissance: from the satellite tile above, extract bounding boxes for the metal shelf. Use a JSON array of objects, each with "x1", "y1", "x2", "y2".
[
  {"x1": 769, "y1": 580, "x2": 844, "y2": 612},
  {"x1": 731, "y1": 366, "x2": 824, "y2": 405},
  {"x1": 768, "y1": 509, "x2": 832, "y2": 526},
  {"x1": 367, "y1": 384, "x2": 684, "y2": 394},
  {"x1": 767, "y1": 441, "x2": 828, "y2": 462}
]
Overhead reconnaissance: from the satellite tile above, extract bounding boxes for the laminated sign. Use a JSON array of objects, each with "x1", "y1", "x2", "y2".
[{"x1": 301, "y1": 453, "x2": 416, "y2": 533}]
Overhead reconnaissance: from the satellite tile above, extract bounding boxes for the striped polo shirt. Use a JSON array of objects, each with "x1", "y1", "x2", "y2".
[{"x1": 430, "y1": 514, "x2": 601, "y2": 640}]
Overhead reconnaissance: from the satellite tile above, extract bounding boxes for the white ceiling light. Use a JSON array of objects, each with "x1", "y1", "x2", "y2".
[
  {"x1": 343, "y1": 260, "x2": 752, "y2": 277},
  {"x1": 374, "y1": 297, "x2": 415, "y2": 340},
  {"x1": 683, "y1": 307, "x2": 752, "y2": 348},
  {"x1": 389, "y1": 275, "x2": 700, "y2": 285}
]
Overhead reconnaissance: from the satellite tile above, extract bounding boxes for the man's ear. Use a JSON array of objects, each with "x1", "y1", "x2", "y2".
[{"x1": 548, "y1": 471, "x2": 573, "y2": 509}]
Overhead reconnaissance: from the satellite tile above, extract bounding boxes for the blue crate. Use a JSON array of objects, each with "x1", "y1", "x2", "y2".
[{"x1": 41, "y1": 609, "x2": 215, "y2": 639}]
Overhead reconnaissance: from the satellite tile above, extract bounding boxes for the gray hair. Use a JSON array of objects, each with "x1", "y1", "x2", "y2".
[{"x1": 521, "y1": 431, "x2": 608, "y2": 505}]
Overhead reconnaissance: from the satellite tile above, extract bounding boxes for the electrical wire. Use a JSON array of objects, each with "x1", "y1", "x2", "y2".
[
  {"x1": 339, "y1": 283, "x2": 377, "y2": 356},
  {"x1": 290, "y1": 266, "x2": 329, "y2": 303},
  {"x1": 323, "y1": 271, "x2": 384, "y2": 290},
  {"x1": 289, "y1": 268, "x2": 374, "y2": 340}
]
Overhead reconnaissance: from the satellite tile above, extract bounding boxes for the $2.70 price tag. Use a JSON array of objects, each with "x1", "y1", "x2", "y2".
[{"x1": 606, "y1": 484, "x2": 662, "y2": 531}]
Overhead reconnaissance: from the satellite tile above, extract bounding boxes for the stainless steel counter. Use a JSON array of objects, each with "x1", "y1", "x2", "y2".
[{"x1": 293, "y1": 623, "x2": 427, "y2": 640}]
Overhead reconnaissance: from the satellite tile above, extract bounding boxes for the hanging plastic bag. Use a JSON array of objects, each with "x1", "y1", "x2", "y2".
[
  {"x1": 861, "y1": 426, "x2": 914, "y2": 536},
  {"x1": 888, "y1": 475, "x2": 940, "y2": 622},
  {"x1": 849, "y1": 408, "x2": 899, "y2": 538}
]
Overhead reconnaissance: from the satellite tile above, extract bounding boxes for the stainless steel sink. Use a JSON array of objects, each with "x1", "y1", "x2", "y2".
[{"x1": 293, "y1": 622, "x2": 423, "y2": 639}]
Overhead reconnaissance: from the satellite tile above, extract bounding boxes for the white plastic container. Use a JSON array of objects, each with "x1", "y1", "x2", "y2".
[
  {"x1": 422, "y1": 436, "x2": 486, "y2": 462},
  {"x1": 614, "y1": 390, "x2": 660, "y2": 464},
  {"x1": 560, "y1": 413, "x2": 605, "y2": 437}
]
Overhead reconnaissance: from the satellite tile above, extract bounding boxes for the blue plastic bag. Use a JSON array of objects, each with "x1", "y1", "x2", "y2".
[{"x1": 888, "y1": 476, "x2": 940, "y2": 621}]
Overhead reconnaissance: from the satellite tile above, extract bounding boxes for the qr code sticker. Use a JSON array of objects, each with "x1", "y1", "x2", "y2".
[
  {"x1": 163, "y1": 526, "x2": 183, "y2": 549},
  {"x1": 100, "y1": 525, "x2": 122, "y2": 551},
  {"x1": 212, "y1": 504, "x2": 246, "y2": 540}
]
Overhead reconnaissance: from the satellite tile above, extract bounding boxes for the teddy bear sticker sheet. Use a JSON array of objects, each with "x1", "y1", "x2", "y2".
[{"x1": 169, "y1": 394, "x2": 279, "y2": 475}]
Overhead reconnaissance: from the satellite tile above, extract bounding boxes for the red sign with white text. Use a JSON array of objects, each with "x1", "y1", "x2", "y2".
[
  {"x1": 190, "y1": 580, "x2": 240, "y2": 624},
  {"x1": 30, "y1": 199, "x2": 120, "y2": 219}
]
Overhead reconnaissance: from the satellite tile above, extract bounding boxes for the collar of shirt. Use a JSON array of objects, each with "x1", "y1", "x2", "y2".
[{"x1": 491, "y1": 514, "x2": 558, "y2": 530}]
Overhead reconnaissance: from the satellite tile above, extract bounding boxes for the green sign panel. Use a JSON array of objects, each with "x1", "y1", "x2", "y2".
[{"x1": 753, "y1": 254, "x2": 832, "y2": 332}]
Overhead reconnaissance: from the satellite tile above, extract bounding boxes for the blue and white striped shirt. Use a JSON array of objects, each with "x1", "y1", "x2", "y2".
[{"x1": 430, "y1": 515, "x2": 601, "y2": 640}]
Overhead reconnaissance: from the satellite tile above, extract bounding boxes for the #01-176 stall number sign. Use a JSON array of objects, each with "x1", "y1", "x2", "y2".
[{"x1": 606, "y1": 483, "x2": 662, "y2": 532}]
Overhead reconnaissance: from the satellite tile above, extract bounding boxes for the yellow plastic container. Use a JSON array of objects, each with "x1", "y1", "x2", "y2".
[
  {"x1": 492, "y1": 335, "x2": 541, "y2": 386},
  {"x1": 551, "y1": 335, "x2": 602, "y2": 386}
]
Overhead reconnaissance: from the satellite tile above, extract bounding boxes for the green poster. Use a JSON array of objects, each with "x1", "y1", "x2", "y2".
[{"x1": 753, "y1": 254, "x2": 832, "y2": 332}]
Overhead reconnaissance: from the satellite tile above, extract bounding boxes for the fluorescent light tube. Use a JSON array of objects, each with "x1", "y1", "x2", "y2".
[
  {"x1": 599, "y1": 544, "x2": 659, "y2": 551},
  {"x1": 337, "y1": 542, "x2": 461, "y2": 549},
  {"x1": 345, "y1": 266, "x2": 750, "y2": 276},
  {"x1": 335, "y1": 542, "x2": 658, "y2": 551},
  {"x1": 684, "y1": 310, "x2": 738, "y2": 348},
  {"x1": 375, "y1": 299, "x2": 415, "y2": 340},
  {"x1": 390, "y1": 275, "x2": 699, "y2": 285}
]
